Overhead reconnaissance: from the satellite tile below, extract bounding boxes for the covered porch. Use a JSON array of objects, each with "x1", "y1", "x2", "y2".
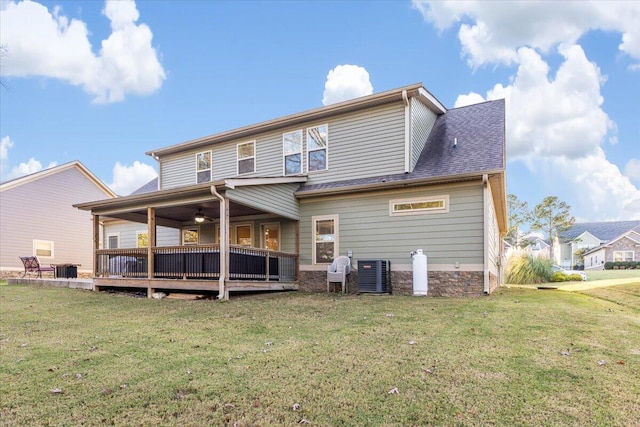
[{"x1": 74, "y1": 177, "x2": 306, "y2": 299}]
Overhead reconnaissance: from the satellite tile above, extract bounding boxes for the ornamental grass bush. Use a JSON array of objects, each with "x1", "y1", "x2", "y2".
[{"x1": 505, "y1": 253, "x2": 553, "y2": 284}]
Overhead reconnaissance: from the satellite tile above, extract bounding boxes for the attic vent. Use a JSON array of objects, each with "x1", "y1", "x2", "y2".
[{"x1": 357, "y1": 260, "x2": 390, "y2": 294}]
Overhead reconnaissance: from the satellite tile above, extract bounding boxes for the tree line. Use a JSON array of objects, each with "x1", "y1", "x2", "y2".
[{"x1": 506, "y1": 194, "x2": 575, "y2": 260}]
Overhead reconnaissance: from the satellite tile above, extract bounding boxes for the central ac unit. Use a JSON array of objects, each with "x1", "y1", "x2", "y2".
[{"x1": 357, "y1": 259, "x2": 390, "y2": 293}]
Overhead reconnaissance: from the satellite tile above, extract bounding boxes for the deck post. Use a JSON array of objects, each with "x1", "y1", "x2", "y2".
[
  {"x1": 295, "y1": 221, "x2": 300, "y2": 281},
  {"x1": 147, "y1": 207, "x2": 156, "y2": 298},
  {"x1": 92, "y1": 214, "x2": 100, "y2": 280}
]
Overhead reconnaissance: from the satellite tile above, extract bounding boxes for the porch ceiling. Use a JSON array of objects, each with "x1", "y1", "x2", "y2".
[{"x1": 106, "y1": 201, "x2": 265, "y2": 225}]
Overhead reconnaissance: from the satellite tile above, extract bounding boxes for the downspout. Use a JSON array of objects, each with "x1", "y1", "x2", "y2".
[
  {"x1": 402, "y1": 89, "x2": 411, "y2": 173},
  {"x1": 211, "y1": 185, "x2": 227, "y2": 300},
  {"x1": 482, "y1": 174, "x2": 490, "y2": 294}
]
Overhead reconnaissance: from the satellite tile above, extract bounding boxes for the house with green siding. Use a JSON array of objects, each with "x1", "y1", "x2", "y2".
[{"x1": 75, "y1": 83, "x2": 506, "y2": 298}]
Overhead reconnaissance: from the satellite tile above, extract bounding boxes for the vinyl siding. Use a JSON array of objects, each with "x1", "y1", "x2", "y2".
[
  {"x1": 159, "y1": 102, "x2": 407, "y2": 189},
  {"x1": 485, "y1": 183, "x2": 500, "y2": 277},
  {"x1": 299, "y1": 183, "x2": 484, "y2": 267},
  {"x1": 0, "y1": 167, "x2": 113, "y2": 271},
  {"x1": 226, "y1": 183, "x2": 300, "y2": 220},
  {"x1": 103, "y1": 222, "x2": 179, "y2": 248},
  {"x1": 410, "y1": 97, "x2": 438, "y2": 170}
]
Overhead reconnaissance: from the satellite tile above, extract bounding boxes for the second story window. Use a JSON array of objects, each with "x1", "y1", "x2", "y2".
[
  {"x1": 237, "y1": 141, "x2": 255, "y2": 175},
  {"x1": 307, "y1": 124, "x2": 328, "y2": 172},
  {"x1": 196, "y1": 151, "x2": 212, "y2": 183},
  {"x1": 283, "y1": 130, "x2": 302, "y2": 175}
]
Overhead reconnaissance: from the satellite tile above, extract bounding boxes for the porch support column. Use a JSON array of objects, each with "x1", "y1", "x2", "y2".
[
  {"x1": 92, "y1": 214, "x2": 100, "y2": 280},
  {"x1": 211, "y1": 186, "x2": 229, "y2": 300},
  {"x1": 147, "y1": 207, "x2": 156, "y2": 298}
]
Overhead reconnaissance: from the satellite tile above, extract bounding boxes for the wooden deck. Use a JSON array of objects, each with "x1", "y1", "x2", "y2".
[{"x1": 93, "y1": 277, "x2": 299, "y2": 295}]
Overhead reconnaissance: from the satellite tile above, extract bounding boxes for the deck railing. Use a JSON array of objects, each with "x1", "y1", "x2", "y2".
[{"x1": 96, "y1": 245, "x2": 297, "y2": 281}]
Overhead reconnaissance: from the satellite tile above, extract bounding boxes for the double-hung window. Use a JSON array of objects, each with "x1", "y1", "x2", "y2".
[
  {"x1": 312, "y1": 215, "x2": 338, "y2": 264},
  {"x1": 307, "y1": 124, "x2": 328, "y2": 172},
  {"x1": 33, "y1": 240, "x2": 54, "y2": 258},
  {"x1": 196, "y1": 151, "x2": 212, "y2": 183},
  {"x1": 283, "y1": 130, "x2": 302, "y2": 175},
  {"x1": 237, "y1": 141, "x2": 256, "y2": 174}
]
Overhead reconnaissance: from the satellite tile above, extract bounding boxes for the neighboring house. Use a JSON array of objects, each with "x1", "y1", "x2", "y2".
[
  {"x1": 75, "y1": 83, "x2": 507, "y2": 298},
  {"x1": 583, "y1": 226, "x2": 640, "y2": 270},
  {"x1": 554, "y1": 221, "x2": 640, "y2": 269},
  {"x1": 0, "y1": 161, "x2": 116, "y2": 276}
]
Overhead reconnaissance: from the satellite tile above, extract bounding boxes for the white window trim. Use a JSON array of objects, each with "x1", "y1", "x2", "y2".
[
  {"x1": 389, "y1": 195, "x2": 450, "y2": 216},
  {"x1": 195, "y1": 150, "x2": 212, "y2": 183},
  {"x1": 261, "y1": 222, "x2": 281, "y2": 251},
  {"x1": 33, "y1": 239, "x2": 54, "y2": 259},
  {"x1": 182, "y1": 226, "x2": 200, "y2": 245},
  {"x1": 136, "y1": 230, "x2": 149, "y2": 248},
  {"x1": 237, "y1": 141, "x2": 256, "y2": 175},
  {"x1": 283, "y1": 129, "x2": 303, "y2": 176},
  {"x1": 107, "y1": 233, "x2": 120, "y2": 249},
  {"x1": 306, "y1": 124, "x2": 328, "y2": 173},
  {"x1": 312, "y1": 214, "x2": 338, "y2": 265},
  {"x1": 613, "y1": 250, "x2": 634, "y2": 262}
]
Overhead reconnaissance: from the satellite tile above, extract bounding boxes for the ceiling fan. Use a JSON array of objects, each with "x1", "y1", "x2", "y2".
[{"x1": 194, "y1": 208, "x2": 214, "y2": 224}]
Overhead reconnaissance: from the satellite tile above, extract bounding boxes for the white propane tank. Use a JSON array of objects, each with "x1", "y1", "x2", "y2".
[{"x1": 412, "y1": 249, "x2": 428, "y2": 296}]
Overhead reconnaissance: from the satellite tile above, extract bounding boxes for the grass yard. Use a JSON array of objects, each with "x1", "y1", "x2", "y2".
[{"x1": 1, "y1": 284, "x2": 639, "y2": 426}]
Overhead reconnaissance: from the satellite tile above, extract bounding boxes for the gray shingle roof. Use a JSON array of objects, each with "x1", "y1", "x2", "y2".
[
  {"x1": 297, "y1": 99, "x2": 505, "y2": 194},
  {"x1": 562, "y1": 220, "x2": 640, "y2": 242},
  {"x1": 130, "y1": 177, "x2": 158, "y2": 195}
]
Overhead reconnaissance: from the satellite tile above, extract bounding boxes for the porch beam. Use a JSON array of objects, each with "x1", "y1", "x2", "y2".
[{"x1": 147, "y1": 207, "x2": 156, "y2": 298}]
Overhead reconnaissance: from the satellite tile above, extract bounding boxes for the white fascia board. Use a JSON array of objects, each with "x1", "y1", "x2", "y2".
[{"x1": 224, "y1": 176, "x2": 307, "y2": 190}]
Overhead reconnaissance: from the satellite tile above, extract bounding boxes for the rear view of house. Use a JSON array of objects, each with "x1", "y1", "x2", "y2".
[
  {"x1": 75, "y1": 83, "x2": 507, "y2": 298},
  {"x1": 0, "y1": 161, "x2": 116, "y2": 277}
]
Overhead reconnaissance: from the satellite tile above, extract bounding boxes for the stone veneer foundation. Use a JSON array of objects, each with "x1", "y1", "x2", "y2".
[{"x1": 301, "y1": 269, "x2": 491, "y2": 296}]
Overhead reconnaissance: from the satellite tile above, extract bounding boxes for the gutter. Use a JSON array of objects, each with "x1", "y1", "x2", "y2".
[
  {"x1": 403, "y1": 89, "x2": 411, "y2": 173},
  {"x1": 295, "y1": 169, "x2": 505, "y2": 199},
  {"x1": 211, "y1": 185, "x2": 228, "y2": 301}
]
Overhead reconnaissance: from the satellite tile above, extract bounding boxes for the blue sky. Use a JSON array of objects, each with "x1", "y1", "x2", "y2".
[{"x1": 1, "y1": 0, "x2": 639, "y2": 222}]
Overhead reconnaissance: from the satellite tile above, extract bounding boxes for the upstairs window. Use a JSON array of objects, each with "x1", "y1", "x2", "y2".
[
  {"x1": 237, "y1": 141, "x2": 256, "y2": 174},
  {"x1": 196, "y1": 151, "x2": 212, "y2": 183},
  {"x1": 283, "y1": 130, "x2": 302, "y2": 175},
  {"x1": 307, "y1": 124, "x2": 328, "y2": 172}
]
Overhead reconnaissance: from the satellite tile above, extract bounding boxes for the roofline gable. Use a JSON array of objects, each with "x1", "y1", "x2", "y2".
[{"x1": 0, "y1": 160, "x2": 116, "y2": 198}]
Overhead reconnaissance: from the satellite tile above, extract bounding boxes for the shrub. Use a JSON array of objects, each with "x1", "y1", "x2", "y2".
[
  {"x1": 550, "y1": 272, "x2": 584, "y2": 282},
  {"x1": 506, "y1": 254, "x2": 552, "y2": 284},
  {"x1": 604, "y1": 262, "x2": 614, "y2": 270}
]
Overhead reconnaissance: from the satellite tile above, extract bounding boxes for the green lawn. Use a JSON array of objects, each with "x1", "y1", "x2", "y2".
[
  {"x1": 585, "y1": 269, "x2": 640, "y2": 281},
  {"x1": 1, "y1": 284, "x2": 639, "y2": 426}
]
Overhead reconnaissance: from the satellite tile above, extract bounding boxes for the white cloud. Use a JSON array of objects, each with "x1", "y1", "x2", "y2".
[
  {"x1": 453, "y1": 92, "x2": 485, "y2": 108},
  {"x1": 322, "y1": 65, "x2": 373, "y2": 106},
  {"x1": 555, "y1": 149, "x2": 640, "y2": 221},
  {"x1": 0, "y1": 135, "x2": 57, "y2": 181},
  {"x1": 625, "y1": 158, "x2": 640, "y2": 185},
  {"x1": 412, "y1": 0, "x2": 640, "y2": 68},
  {"x1": 0, "y1": 136, "x2": 13, "y2": 161},
  {"x1": 109, "y1": 160, "x2": 157, "y2": 196},
  {"x1": 0, "y1": 0, "x2": 165, "y2": 103}
]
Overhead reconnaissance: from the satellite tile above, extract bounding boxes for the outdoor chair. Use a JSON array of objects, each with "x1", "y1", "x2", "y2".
[{"x1": 327, "y1": 255, "x2": 351, "y2": 294}]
